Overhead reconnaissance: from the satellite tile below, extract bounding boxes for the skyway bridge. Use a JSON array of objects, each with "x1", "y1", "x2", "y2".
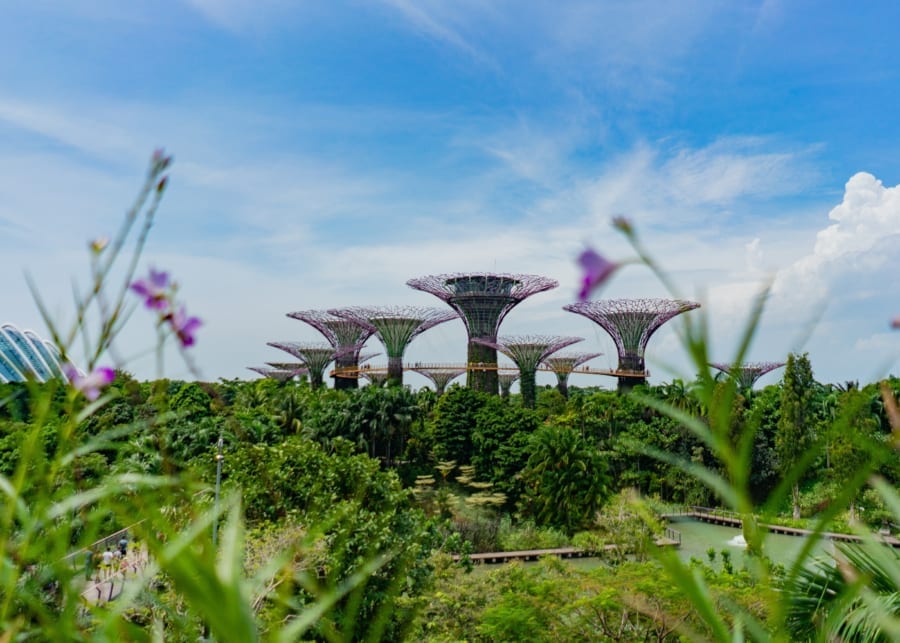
[{"x1": 332, "y1": 362, "x2": 648, "y2": 380}]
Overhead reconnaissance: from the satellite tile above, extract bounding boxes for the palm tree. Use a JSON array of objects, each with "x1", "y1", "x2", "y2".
[{"x1": 785, "y1": 543, "x2": 900, "y2": 642}]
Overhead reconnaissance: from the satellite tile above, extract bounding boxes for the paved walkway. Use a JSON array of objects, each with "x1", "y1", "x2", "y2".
[{"x1": 79, "y1": 545, "x2": 149, "y2": 606}]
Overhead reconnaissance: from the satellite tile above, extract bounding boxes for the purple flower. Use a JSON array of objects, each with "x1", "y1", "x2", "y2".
[
  {"x1": 130, "y1": 268, "x2": 171, "y2": 310},
  {"x1": 169, "y1": 306, "x2": 202, "y2": 347},
  {"x1": 64, "y1": 364, "x2": 115, "y2": 401},
  {"x1": 578, "y1": 247, "x2": 620, "y2": 301},
  {"x1": 892, "y1": 317, "x2": 900, "y2": 329}
]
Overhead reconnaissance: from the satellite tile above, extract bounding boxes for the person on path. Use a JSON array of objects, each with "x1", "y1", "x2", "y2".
[
  {"x1": 101, "y1": 547, "x2": 114, "y2": 579},
  {"x1": 118, "y1": 536, "x2": 128, "y2": 557},
  {"x1": 84, "y1": 549, "x2": 94, "y2": 581}
]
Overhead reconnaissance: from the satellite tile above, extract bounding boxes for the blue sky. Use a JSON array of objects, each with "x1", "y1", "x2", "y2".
[{"x1": 2, "y1": 0, "x2": 900, "y2": 388}]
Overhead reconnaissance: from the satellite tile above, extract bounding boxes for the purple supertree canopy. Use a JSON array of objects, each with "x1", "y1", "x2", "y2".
[
  {"x1": 247, "y1": 366, "x2": 299, "y2": 382},
  {"x1": 473, "y1": 335, "x2": 583, "y2": 374},
  {"x1": 564, "y1": 298, "x2": 700, "y2": 371},
  {"x1": 411, "y1": 367, "x2": 467, "y2": 394},
  {"x1": 267, "y1": 341, "x2": 345, "y2": 388},
  {"x1": 406, "y1": 273, "x2": 558, "y2": 340},
  {"x1": 328, "y1": 306, "x2": 458, "y2": 360},
  {"x1": 542, "y1": 352, "x2": 603, "y2": 376},
  {"x1": 498, "y1": 371, "x2": 520, "y2": 396},
  {"x1": 710, "y1": 361, "x2": 786, "y2": 389},
  {"x1": 265, "y1": 361, "x2": 309, "y2": 376},
  {"x1": 286, "y1": 310, "x2": 375, "y2": 356},
  {"x1": 357, "y1": 351, "x2": 380, "y2": 365},
  {"x1": 360, "y1": 369, "x2": 391, "y2": 388}
]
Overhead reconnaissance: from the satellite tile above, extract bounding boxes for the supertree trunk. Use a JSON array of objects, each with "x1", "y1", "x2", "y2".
[
  {"x1": 334, "y1": 354, "x2": 358, "y2": 390},
  {"x1": 519, "y1": 368, "x2": 538, "y2": 408},
  {"x1": 468, "y1": 341, "x2": 498, "y2": 395},
  {"x1": 387, "y1": 355, "x2": 404, "y2": 387}
]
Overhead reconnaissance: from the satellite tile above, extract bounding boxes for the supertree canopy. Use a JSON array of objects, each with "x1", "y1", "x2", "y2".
[
  {"x1": 330, "y1": 306, "x2": 458, "y2": 386},
  {"x1": 407, "y1": 273, "x2": 558, "y2": 394},
  {"x1": 267, "y1": 342, "x2": 342, "y2": 390},
  {"x1": 710, "y1": 361, "x2": 786, "y2": 389},
  {"x1": 542, "y1": 352, "x2": 602, "y2": 398},
  {"x1": 265, "y1": 362, "x2": 309, "y2": 380},
  {"x1": 359, "y1": 368, "x2": 391, "y2": 389},
  {"x1": 410, "y1": 367, "x2": 466, "y2": 395},
  {"x1": 287, "y1": 310, "x2": 376, "y2": 390},
  {"x1": 498, "y1": 371, "x2": 520, "y2": 398},
  {"x1": 564, "y1": 298, "x2": 700, "y2": 391},
  {"x1": 473, "y1": 335, "x2": 582, "y2": 408},
  {"x1": 247, "y1": 366, "x2": 299, "y2": 382}
]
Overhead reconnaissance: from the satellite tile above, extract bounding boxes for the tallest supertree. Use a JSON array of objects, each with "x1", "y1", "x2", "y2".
[
  {"x1": 407, "y1": 273, "x2": 558, "y2": 394},
  {"x1": 564, "y1": 298, "x2": 700, "y2": 391}
]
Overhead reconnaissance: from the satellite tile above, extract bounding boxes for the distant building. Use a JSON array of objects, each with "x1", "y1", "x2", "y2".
[{"x1": 0, "y1": 323, "x2": 66, "y2": 383}]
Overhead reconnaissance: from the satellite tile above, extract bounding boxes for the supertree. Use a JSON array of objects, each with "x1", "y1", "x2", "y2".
[
  {"x1": 498, "y1": 371, "x2": 520, "y2": 398},
  {"x1": 266, "y1": 361, "x2": 307, "y2": 372},
  {"x1": 710, "y1": 361, "x2": 786, "y2": 389},
  {"x1": 542, "y1": 352, "x2": 602, "y2": 398},
  {"x1": 407, "y1": 273, "x2": 558, "y2": 394},
  {"x1": 473, "y1": 335, "x2": 582, "y2": 408},
  {"x1": 330, "y1": 306, "x2": 458, "y2": 386},
  {"x1": 247, "y1": 366, "x2": 299, "y2": 382},
  {"x1": 410, "y1": 367, "x2": 466, "y2": 395},
  {"x1": 287, "y1": 310, "x2": 376, "y2": 390},
  {"x1": 267, "y1": 342, "x2": 343, "y2": 390},
  {"x1": 564, "y1": 298, "x2": 700, "y2": 391},
  {"x1": 359, "y1": 368, "x2": 391, "y2": 389}
]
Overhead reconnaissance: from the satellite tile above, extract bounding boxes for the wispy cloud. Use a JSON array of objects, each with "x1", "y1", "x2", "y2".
[{"x1": 376, "y1": 0, "x2": 499, "y2": 69}]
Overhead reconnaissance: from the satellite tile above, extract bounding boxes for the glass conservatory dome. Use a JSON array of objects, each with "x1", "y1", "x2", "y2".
[{"x1": 0, "y1": 323, "x2": 66, "y2": 383}]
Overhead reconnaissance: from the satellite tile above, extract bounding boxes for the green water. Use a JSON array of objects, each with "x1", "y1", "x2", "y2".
[{"x1": 668, "y1": 517, "x2": 834, "y2": 569}]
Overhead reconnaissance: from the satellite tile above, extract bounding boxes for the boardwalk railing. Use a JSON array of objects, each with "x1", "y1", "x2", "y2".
[
  {"x1": 63, "y1": 519, "x2": 147, "y2": 571},
  {"x1": 664, "y1": 526, "x2": 682, "y2": 546},
  {"x1": 661, "y1": 506, "x2": 900, "y2": 548}
]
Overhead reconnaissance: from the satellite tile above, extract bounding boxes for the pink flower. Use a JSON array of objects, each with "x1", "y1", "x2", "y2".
[
  {"x1": 169, "y1": 306, "x2": 202, "y2": 347},
  {"x1": 130, "y1": 268, "x2": 171, "y2": 310},
  {"x1": 64, "y1": 364, "x2": 115, "y2": 401},
  {"x1": 577, "y1": 247, "x2": 619, "y2": 301}
]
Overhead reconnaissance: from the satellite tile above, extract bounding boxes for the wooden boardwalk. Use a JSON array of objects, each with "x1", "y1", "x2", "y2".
[
  {"x1": 663, "y1": 508, "x2": 900, "y2": 548},
  {"x1": 452, "y1": 535, "x2": 680, "y2": 566}
]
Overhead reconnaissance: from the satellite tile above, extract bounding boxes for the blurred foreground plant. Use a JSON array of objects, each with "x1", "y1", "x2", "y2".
[
  {"x1": 0, "y1": 153, "x2": 388, "y2": 641},
  {"x1": 580, "y1": 222, "x2": 900, "y2": 641}
]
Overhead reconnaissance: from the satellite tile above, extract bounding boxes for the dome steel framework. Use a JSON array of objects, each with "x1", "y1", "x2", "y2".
[
  {"x1": 542, "y1": 352, "x2": 602, "y2": 398},
  {"x1": 473, "y1": 335, "x2": 582, "y2": 408},
  {"x1": 330, "y1": 306, "x2": 458, "y2": 386},
  {"x1": 287, "y1": 310, "x2": 376, "y2": 390},
  {"x1": 0, "y1": 323, "x2": 66, "y2": 383},
  {"x1": 564, "y1": 298, "x2": 700, "y2": 391},
  {"x1": 710, "y1": 361, "x2": 785, "y2": 389},
  {"x1": 407, "y1": 273, "x2": 558, "y2": 394}
]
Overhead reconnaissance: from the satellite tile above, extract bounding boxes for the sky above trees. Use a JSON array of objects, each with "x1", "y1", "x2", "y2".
[{"x1": 2, "y1": 1, "x2": 899, "y2": 386}]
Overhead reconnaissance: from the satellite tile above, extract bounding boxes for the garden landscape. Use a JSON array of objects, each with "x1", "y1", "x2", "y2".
[{"x1": 3, "y1": 3, "x2": 900, "y2": 641}]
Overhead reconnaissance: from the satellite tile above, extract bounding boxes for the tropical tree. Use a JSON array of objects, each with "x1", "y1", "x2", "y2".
[
  {"x1": 519, "y1": 425, "x2": 610, "y2": 534},
  {"x1": 777, "y1": 352, "x2": 817, "y2": 519}
]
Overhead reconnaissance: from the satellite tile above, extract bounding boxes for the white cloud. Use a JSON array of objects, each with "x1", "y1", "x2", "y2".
[{"x1": 773, "y1": 172, "x2": 900, "y2": 304}]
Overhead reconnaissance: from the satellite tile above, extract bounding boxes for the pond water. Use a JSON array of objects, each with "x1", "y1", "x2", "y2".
[{"x1": 668, "y1": 517, "x2": 834, "y2": 569}]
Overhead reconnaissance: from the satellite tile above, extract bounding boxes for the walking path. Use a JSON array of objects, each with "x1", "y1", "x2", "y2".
[{"x1": 79, "y1": 544, "x2": 149, "y2": 605}]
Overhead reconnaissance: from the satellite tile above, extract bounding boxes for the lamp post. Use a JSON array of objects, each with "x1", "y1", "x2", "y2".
[{"x1": 212, "y1": 436, "x2": 224, "y2": 546}]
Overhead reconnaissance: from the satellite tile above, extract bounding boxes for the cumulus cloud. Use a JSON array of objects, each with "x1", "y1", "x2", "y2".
[{"x1": 773, "y1": 172, "x2": 900, "y2": 304}]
